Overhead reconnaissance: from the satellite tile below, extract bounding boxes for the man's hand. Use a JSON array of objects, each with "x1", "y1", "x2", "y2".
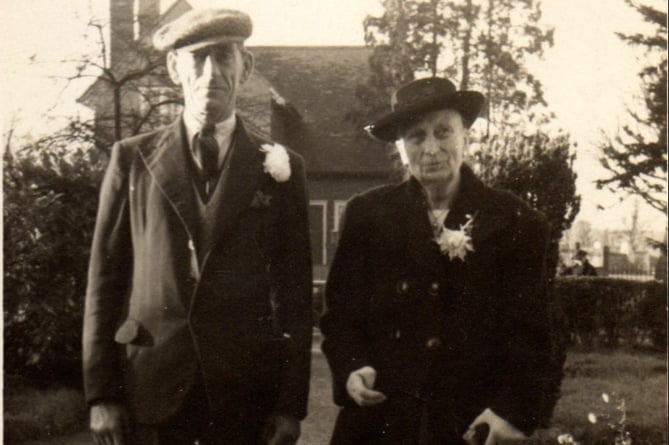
[
  {"x1": 89, "y1": 402, "x2": 130, "y2": 445},
  {"x1": 462, "y1": 408, "x2": 527, "y2": 445},
  {"x1": 346, "y1": 366, "x2": 387, "y2": 407},
  {"x1": 261, "y1": 414, "x2": 300, "y2": 445}
]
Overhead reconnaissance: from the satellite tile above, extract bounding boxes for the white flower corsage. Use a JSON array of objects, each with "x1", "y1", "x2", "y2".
[
  {"x1": 260, "y1": 143, "x2": 291, "y2": 183},
  {"x1": 434, "y1": 214, "x2": 475, "y2": 261}
]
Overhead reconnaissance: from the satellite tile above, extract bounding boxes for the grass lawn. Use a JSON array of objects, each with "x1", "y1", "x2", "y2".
[
  {"x1": 301, "y1": 348, "x2": 667, "y2": 445},
  {"x1": 3, "y1": 376, "x2": 87, "y2": 444},
  {"x1": 5, "y1": 348, "x2": 666, "y2": 445},
  {"x1": 545, "y1": 350, "x2": 667, "y2": 445}
]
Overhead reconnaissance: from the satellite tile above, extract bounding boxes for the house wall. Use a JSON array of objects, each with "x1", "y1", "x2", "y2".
[{"x1": 306, "y1": 174, "x2": 397, "y2": 280}]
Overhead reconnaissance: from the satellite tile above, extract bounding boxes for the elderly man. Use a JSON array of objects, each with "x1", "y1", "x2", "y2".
[
  {"x1": 321, "y1": 77, "x2": 564, "y2": 444},
  {"x1": 83, "y1": 8, "x2": 312, "y2": 445}
]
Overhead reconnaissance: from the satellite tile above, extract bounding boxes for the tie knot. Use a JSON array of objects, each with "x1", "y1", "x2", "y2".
[{"x1": 199, "y1": 124, "x2": 216, "y2": 137}]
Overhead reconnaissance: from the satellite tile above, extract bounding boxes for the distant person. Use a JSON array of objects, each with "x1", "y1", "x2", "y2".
[
  {"x1": 82, "y1": 8, "x2": 312, "y2": 445},
  {"x1": 572, "y1": 250, "x2": 597, "y2": 276},
  {"x1": 320, "y1": 77, "x2": 564, "y2": 444}
]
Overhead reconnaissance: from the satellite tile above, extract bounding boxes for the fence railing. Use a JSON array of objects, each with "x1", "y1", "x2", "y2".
[{"x1": 561, "y1": 245, "x2": 664, "y2": 281}]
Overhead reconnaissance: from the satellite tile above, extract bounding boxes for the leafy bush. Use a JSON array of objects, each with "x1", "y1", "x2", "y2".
[
  {"x1": 555, "y1": 277, "x2": 667, "y2": 350},
  {"x1": 3, "y1": 145, "x2": 105, "y2": 385},
  {"x1": 475, "y1": 131, "x2": 580, "y2": 279}
]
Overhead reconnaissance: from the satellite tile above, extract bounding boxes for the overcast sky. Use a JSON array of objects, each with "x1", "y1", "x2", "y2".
[{"x1": 1, "y1": 0, "x2": 666, "y2": 232}]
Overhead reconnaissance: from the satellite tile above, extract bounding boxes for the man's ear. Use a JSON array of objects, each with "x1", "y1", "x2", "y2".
[
  {"x1": 166, "y1": 51, "x2": 181, "y2": 85},
  {"x1": 240, "y1": 49, "x2": 254, "y2": 84}
]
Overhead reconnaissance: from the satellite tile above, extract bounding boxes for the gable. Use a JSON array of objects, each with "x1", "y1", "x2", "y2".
[{"x1": 249, "y1": 46, "x2": 394, "y2": 177}]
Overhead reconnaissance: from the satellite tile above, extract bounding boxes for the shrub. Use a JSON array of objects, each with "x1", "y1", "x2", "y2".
[
  {"x1": 3, "y1": 146, "x2": 105, "y2": 385},
  {"x1": 475, "y1": 131, "x2": 580, "y2": 279},
  {"x1": 555, "y1": 276, "x2": 667, "y2": 350}
]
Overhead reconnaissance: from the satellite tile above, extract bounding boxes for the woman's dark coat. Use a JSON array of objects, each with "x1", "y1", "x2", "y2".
[{"x1": 321, "y1": 166, "x2": 564, "y2": 445}]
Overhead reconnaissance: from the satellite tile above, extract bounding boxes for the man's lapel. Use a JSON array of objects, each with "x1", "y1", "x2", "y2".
[
  {"x1": 139, "y1": 118, "x2": 198, "y2": 241},
  {"x1": 209, "y1": 118, "x2": 264, "y2": 249}
]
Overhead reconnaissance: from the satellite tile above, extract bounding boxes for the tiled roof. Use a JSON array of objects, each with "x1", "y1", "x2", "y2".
[
  {"x1": 78, "y1": 41, "x2": 397, "y2": 176},
  {"x1": 249, "y1": 46, "x2": 394, "y2": 176}
]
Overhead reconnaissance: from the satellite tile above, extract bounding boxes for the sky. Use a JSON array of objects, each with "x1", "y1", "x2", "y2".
[{"x1": 1, "y1": 0, "x2": 667, "y2": 233}]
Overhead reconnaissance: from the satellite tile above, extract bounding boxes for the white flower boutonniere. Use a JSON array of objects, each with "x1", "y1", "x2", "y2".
[
  {"x1": 434, "y1": 214, "x2": 475, "y2": 261},
  {"x1": 260, "y1": 143, "x2": 291, "y2": 183}
]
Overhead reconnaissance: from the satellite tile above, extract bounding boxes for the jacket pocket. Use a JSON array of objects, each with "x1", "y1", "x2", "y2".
[{"x1": 114, "y1": 319, "x2": 153, "y2": 346}]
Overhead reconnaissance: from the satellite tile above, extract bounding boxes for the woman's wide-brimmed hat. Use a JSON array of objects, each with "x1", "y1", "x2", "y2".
[{"x1": 365, "y1": 77, "x2": 485, "y2": 142}]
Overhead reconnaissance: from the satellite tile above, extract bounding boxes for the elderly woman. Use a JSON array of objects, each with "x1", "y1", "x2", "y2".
[{"x1": 320, "y1": 77, "x2": 563, "y2": 445}]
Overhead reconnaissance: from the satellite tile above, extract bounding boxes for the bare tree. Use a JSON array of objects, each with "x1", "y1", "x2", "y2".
[
  {"x1": 52, "y1": 6, "x2": 182, "y2": 154},
  {"x1": 353, "y1": 0, "x2": 554, "y2": 131}
]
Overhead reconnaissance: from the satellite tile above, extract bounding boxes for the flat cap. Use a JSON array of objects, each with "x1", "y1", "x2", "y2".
[{"x1": 153, "y1": 8, "x2": 252, "y2": 52}]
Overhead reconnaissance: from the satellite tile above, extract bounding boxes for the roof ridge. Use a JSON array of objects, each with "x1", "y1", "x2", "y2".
[{"x1": 249, "y1": 45, "x2": 369, "y2": 50}]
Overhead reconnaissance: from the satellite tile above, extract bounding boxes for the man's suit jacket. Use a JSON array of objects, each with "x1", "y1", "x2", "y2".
[
  {"x1": 321, "y1": 165, "x2": 564, "y2": 444},
  {"x1": 83, "y1": 116, "x2": 312, "y2": 425}
]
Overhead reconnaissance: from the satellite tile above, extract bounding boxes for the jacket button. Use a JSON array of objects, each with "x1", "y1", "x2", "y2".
[
  {"x1": 396, "y1": 280, "x2": 410, "y2": 294},
  {"x1": 388, "y1": 329, "x2": 401, "y2": 340},
  {"x1": 426, "y1": 337, "x2": 441, "y2": 350},
  {"x1": 428, "y1": 281, "x2": 439, "y2": 296},
  {"x1": 188, "y1": 240, "x2": 195, "y2": 251}
]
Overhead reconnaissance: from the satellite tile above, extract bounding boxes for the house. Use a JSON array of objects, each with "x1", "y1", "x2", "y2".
[
  {"x1": 77, "y1": 0, "x2": 192, "y2": 146},
  {"x1": 77, "y1": 1, "x2": 397, "y2": 281},
  {"x1": 250, "y1": 46, "x2": 396, "y2": 279}
]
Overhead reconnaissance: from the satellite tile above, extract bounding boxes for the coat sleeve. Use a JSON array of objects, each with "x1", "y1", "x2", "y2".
[
  {"x1": 319, "y1": 196, "x2": 373, "y2": 406},
  {"x1": 272, "y1": 154, "x2": 313, "y2": 420},
  {"x1": 487, "y1": 208, "x2": 564, "y2": 434},
  {"x1": 82, "y1": 142, "x2": 133, "y2": 405}
]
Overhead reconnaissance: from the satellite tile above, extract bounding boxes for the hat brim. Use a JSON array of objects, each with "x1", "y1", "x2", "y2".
[
  {"x1": 174, "y1": 35, "x2": 246, "y2": 52},
  {"x1": 366, "y1": 91, "x2": 485, "y2": 142}
]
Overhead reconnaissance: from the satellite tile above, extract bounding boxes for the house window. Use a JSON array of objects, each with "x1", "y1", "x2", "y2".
[
  {"x1": 137, "y1": 86, "x2": 182, "y2": 124},
  {"x1": 309, "y1": 200, "x2": 327, "y2": 266},
  {"x1": 331, "y1": 200, "x2": 348, "y2": 246}
]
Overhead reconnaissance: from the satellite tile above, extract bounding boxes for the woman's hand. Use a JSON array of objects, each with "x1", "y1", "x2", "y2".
[
  {"x1": 463, "y1": 408, "x2": 527, "y2": 445},
  {"x1": 346, "y1": 366, "x2": 387, "y2": 406}
]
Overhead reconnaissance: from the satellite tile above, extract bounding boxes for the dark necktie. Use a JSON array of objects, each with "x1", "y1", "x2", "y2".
[{"x1": 195, "y1": 127, "x2": 219, "y2": 192}]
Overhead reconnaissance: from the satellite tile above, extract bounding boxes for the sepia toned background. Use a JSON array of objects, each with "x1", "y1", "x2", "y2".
[{"x1": 2, "y1": 0, "x2": 666, "y2": 444}]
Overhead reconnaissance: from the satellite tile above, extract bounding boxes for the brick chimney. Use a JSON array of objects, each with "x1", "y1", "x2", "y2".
[
  {"x1": 110, "y1": 0, "x2": 134, "y2": 68},
  {"x1": 138, "y1": 0, "x2": 160, "y2": 38}
]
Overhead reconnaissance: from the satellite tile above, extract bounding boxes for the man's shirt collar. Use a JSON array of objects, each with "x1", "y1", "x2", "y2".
[{"x1": 183, "y1": 113, "x2": 237, "y2": 168}]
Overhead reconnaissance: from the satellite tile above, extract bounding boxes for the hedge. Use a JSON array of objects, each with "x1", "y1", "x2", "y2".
[
  {"x1": 555, "y1": 276, "x2": 667, "y2": 350},
  {"x1": 4, "y1": 146, "x2": 666, "y2": 384},
  {"x1": 3, "y1": 148, "x2": 103, "y2": 385}
]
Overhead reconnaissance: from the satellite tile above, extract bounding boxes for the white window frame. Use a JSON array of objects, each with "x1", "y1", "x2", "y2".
[
  {"x1": 332, "y1": 200, "x2": 348, "y2": 233},
  {"x1": 331, "y1": 200, "x2": 348, "y2": 246}
]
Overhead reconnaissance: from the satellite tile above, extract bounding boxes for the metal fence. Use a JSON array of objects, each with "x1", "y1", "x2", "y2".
[{"x1": 560, "y1": 246, "x2": 664, "y2": 282}]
